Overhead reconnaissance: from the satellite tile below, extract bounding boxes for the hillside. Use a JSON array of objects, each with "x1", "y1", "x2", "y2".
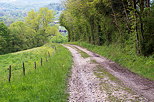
[
  {"x1": 0, "y1": 44, "x2": 53, "y2": 81},
  {"x1": 0, "y1": 44, "x2": 72, "y2": 101},
  {"x1": 0, "y1": 2, "x2": 64, "y2": 25},
  {"x1": 45, "y1": 3, "x2": 64, "y2": 11},
  {"x1": 0, "y1": 0, "x2": 61, "y2": 6}
]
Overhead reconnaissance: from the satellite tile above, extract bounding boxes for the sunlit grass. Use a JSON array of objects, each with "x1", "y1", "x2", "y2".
[
  {"x1": 0, "y1": 44, "x2": 54, "y2": 82},
  {"x1": 0, "y1": 44, "x2": 72, "y2": 101}
]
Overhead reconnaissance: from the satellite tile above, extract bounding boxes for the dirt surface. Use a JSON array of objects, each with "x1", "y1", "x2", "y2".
[{"x1": 63, "y1": 44, "x2": 154, "y2": 102}]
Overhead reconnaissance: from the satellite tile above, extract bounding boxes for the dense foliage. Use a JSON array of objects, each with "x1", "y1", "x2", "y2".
[
  {"x1": 0, "y1": 8, "x2": 55, "y2": 54},
  {"x1": 60, "y1": 0, "x2": 154, "y2": 56},
  {"x1": 50, "y1": 34, "x2": 68, "y2": 43}
]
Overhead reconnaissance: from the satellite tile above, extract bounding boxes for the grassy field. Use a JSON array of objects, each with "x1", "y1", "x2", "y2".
[
  {"x1": 0, "y1": 44, "x2": 72, "y2": 102},
  {"x1": 69, "y1": 42, "x2": 154, "y2": 80},
  {"x1": 0, "y1": 44, "x2": 54, "y2": 82}
]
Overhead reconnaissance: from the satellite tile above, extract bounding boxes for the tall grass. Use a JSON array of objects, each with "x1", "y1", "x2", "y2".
[
  {"x1": 0, "y1": 44, "x2": 72, "y2": 102},
  {"x1": 70, "y1": 42, "x2": 154, "y2": 80},
  {"x1": 0, "y1": 44, "x2": 53, "y2": 82}
]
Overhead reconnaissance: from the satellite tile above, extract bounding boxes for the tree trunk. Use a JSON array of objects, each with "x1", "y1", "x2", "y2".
[
  {"x1": 146, "y1": 0, "x2": 150, "y2": 7},
  {"x1": 110, "y1": 1, "x2": 123, "y2": 44},
  {"x1": 133, "y1": 0, "x2": 141, "y2": 54},
  {"x1": 122, "y1": 0, "x2": 131, "y2": 33}
]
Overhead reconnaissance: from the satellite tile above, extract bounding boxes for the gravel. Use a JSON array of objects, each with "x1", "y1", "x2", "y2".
[{"x1": 63, "y1": 44, "x2": 153, "y2": 102}]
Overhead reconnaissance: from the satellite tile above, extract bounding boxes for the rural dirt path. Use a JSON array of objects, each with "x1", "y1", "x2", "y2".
[{"x1": 63, "y1": 44, "x2": 154, "y2": 102}]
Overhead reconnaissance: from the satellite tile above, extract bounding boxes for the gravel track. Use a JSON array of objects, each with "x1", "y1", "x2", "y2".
[{"x1": 63, "y1": 44, "x2": 154, "y2": 102}]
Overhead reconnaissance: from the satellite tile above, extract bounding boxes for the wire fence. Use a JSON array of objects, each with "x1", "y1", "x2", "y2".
[{"x1": 5, "y1": 46, "x2": 57, "y2": 83}]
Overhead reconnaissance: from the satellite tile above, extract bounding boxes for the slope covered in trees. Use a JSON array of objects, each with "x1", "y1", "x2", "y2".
[
  {"x1": 0, "y1": 8, "x2": 58, "y2": 54},
  {"x1": 60, "y1": 0, "x2": 154, "y2": 56}
]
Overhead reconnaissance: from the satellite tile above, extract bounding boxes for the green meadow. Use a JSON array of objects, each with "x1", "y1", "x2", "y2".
[
  {"x1": 0, "y1": 44, "x2": 53, "y2": 82},
  {"x1": 0, "y1": 44, "x2": 72, "y2": 102}
]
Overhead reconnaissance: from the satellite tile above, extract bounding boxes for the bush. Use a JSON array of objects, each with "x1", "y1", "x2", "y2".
[{"x1": 50, "y1": 35, "x2": 68, "y2": 43}]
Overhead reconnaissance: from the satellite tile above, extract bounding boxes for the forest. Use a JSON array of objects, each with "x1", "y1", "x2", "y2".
[
  {"x1": 60, "y1": 0, "x2": 154, "y2": 56},
  {"x1": 0, "y1": 8, "x2": 63, "y2": 54}
]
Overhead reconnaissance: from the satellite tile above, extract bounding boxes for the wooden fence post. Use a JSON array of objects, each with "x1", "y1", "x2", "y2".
[
  {"x1": 34, "y1": 62, "x2": 36, "y2": 69},
  {"x1": 41, "y1": 58, "x2": 43, "y2": 66},
  {"x1": 23, "y1": 62, "x2": 25, "y2": 76},
  {"x1": 8, "y1": 65, "x2": 11, "y2": 82},
  {"x1": 48, "y1": 52, "x2": 50, "y2": 57},
  {"x1": 46, "y1": 57, "x2": 48, "y2": 62}
]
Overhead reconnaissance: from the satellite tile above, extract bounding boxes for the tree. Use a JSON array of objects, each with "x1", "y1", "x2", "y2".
[
  {"x1": 60, "y1": 0, "x2": 154, "y2": 56},
  {"x1": 0, "y1": 8, "x2": 55, "y2": 54},
  {"x1": 25, "y1": 8, "x2": 54, "y2": 47},
  {"x1": 25, "y1": 10, "x2": 39, "y2": 31},
  {"x1": 45, "y1": 26, "x2": 60, "y2": 37},
  {"x1": 9, "y1": 21, "x2": 37, "y2": 52},
  {"x1": 25, "y1": 8, "x2": 54, "y2": 32},
  {"x1": 0, "y1": 22, "x2": 10, "y2": 54}
]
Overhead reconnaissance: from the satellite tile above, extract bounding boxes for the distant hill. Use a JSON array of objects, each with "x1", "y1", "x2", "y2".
[
  {"x1": 45, "y1": 3, "x2": 64, "y2": 20},
  {"x1": 0, "y1": 2, "x2": 64, "y2": 25},
  {"x1": 0, "y1": 0, "x2": 62, "y2": 6},
  {"x1": 0, "y1": 3, "x2": 26, "y2": 25},
  {"x1": 0, "y1": 3, "x2": 18, "y2": 10},
  {"x1": 45, "y1": 3, "x2": 64, "y2": 11}
]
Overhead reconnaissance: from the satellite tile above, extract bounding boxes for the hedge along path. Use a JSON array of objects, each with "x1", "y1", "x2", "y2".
[{"x1": 63, "y1": 44, "x2": 154, "y2": 102}]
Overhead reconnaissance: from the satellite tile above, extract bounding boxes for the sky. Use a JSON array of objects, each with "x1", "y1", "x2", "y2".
[{"x1": 0, "y1": 0, "x2": 16, "y2": 2}]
